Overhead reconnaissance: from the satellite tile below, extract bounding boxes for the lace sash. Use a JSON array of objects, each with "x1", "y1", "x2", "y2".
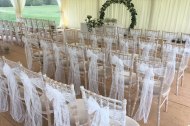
[
  {"x1": 3, "y1": 64, "x2": 24, "y2": 122},
  {"x1": 109, "y1": 55, "x2": 125, "y2": 100},
  {"x1": 68, "y1": 48, "x2": 81, "y2": 95},
  {"x1": 19, "y1": 72, "x2": 42, "y2": 126},
  {"x1": 46, "y1": 85, "x2": 70, "y2": 126}
]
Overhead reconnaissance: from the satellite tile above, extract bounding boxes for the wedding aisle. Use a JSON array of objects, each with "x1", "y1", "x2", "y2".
[{"x1": 1, "y1": 44, "x2": 190, "y2": 126}]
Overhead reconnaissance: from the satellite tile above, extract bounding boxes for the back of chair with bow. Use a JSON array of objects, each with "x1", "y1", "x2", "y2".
[
  {"x1": 43, "y1": 76, "x2": 79, "y2": 126},
  {"x1": 81, "y1": 86, "x2": 127, "y2": 126}
]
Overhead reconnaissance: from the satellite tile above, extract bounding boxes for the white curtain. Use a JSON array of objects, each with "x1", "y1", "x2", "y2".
[
  {"x1": 10, "y1": 0, "x2": 26, "y2": 18},
  {"x1": 63, "y1": 0, "x2": 98, "y2": 28},
  {"x1": 56, "y1": 0, "x2": 67, "y2": 27},
  {"x1": 149, "y1": 0, "x2": 190, "y2": 33}
]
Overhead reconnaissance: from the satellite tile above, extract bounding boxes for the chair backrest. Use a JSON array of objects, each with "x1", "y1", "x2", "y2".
[
  {"x1": 138, "y1": 39, "x2": 159, "y2": 60},
  {"x1": 162, "y1": 31, "x2": 179, "y2": 42},
  {"x1": 144, "y1": 29, "x2": 160, "y2": 40},
  {"x1": 80, "y1": 86, "x2": 127, "y2": 126},
  {"x1": 43, "y1": 75, "x2": 79, "y2": 126}
]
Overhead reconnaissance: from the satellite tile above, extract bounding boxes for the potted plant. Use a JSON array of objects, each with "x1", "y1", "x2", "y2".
[
  {"x1": 110, "y1": 18, "x2": 117, "y2": 25},
  {"x1": 104, "y1": 18, "x2": 111, "y2": 25}
]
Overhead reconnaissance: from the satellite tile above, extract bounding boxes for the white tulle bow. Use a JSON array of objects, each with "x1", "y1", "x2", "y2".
[
  {"x1": 87, "y1": 96, "x2": 109, "y2": 126},
  {"x1": 24, "y1": 37, "x2": 33, "y2": 70},
  {"x1": 0, "y1": 77, "x2": 8, "y2": 112},
  {"x1": 134, "y1": 64, "x2": 155, "y2": 123},
  {"x1": 53, "y1": 43, "x2": 65, "y2": 83},
  {"x1": 3, "y1": 63, "x2": 24, "y2": 122},
  {"x1": 19, "y1": 72, "x2": 42, "y2": 126},
  {"x1": 46, "y1": 85, "x2": 70, "y2": 126},
  {"x1": 90, "y1": 34, "x2": 98, "y2": 48},
  {"x1": 68, "y1": 47, "x2": 81, "y2": 95},
  {"x1": 87, "y1": 50, "x2": 99, "y2": 93},
  {"x1": 109, "y1": 55, "x2": 125, "y2": 100}
]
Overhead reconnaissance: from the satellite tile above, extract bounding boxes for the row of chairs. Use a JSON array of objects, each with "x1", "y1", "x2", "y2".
[
  {"x1": 23, "y1": 31, "x2": 190, "y2": 126},
  {"x1": 18, "y1": 17, "x2": 56, "y2": 34},
  {"x1": 0, "y1": 56, "x2": 139, "y2": 126},
  {"x1": 0, "y1": 20, "x2": 24, "y2": 44}
]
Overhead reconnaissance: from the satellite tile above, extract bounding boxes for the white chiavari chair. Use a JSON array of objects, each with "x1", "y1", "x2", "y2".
[
  {"x1": 129, "y1": 29, "x2": 142, "y2": 41},
  {"x1": 85, "y1": 47, "x2": 111, "y2": 96},
  {"x1": 40, "y1": 38, "x2": 55, "y2": 77},
  {"x1": 133, "y1": 58, "x2": 176, "y2": 126},
  {"x1": 80, "y1": 86, "x2": 140, "y2": 126},
  {"x1": 52, "y1": 42, "x2": 68, "y2": 83},
  {"x1": 138, "y1": 39, "x2": 159, "y2": 61},
  {"x1": 144, "y1": 29, "x2": 160, "y2": 41},
  {"x1": 104, "y1": 25, "x2": 117, "y2": 36},
  {"x1": 2, "y1": 57, "x2": 25, "y2": 123},
  {"x1": 67, "y1": 44, "x2": 87, "y2": 95},
  {"x1": 43, "y1": 75, "x2": 79, "y2": 126},
  {"x1": 162, "y1": 31, "x2": 179, "y2": 43},
  {"x1": 109, "y1": 52, "x2": 137, "y2": 116},
  {"x1": 23, "y1": 33, "x2": 43, "y2": 71}
]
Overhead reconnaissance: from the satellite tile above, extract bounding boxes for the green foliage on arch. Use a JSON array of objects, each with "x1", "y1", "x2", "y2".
[
  {"x1": 85, "y1": 0, "x2": 137, "y2": 32},
  {"x1": 99, "y1": 0, "x2": 137, "y2": 29}
]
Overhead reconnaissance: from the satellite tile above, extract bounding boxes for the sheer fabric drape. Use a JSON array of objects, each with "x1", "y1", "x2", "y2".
[{"x1": 10, "y1": 0, "x2": 26, "y2": 18}]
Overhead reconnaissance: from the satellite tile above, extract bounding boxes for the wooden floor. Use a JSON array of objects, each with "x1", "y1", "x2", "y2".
[{"x1": 1, "y1": 45, "x2": 190, "y2": 126}]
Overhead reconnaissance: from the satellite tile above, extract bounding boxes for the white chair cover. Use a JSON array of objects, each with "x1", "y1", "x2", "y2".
[
  {"x1": 46, "y1": 85, "x2": 70, "y2": 126},
  {"x1": 3, "y1": 64, "x2": 24, "y2": 122}
]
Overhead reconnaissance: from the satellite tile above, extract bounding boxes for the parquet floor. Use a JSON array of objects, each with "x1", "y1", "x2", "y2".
[{"x1": 0, "y1": 45, "x2": 190, "y2": 126}]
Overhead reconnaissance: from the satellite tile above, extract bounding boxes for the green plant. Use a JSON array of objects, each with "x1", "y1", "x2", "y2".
[
  {"x1": 110, "y1": 18, "x2": 117, "y2": 24},
  {"x1": 85, "y1": 15, "x2": 103, "y2": 32},
  {"x1": 104, "y1": 18, "x2": 111, "y2": 24}
]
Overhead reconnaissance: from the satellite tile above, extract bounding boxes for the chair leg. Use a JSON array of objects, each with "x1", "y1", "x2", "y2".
[
  {"x1": 157, "y1": 98, "x2": 161, "y2": 126},
  {"x1": 181, "y1": 74, "x2": 184, "y2": 87},
  {"x1": 164, "y1": 97, "x2": 168, "y2": 112},
  {"x1": 176, "y1": 72, "x2": 179, "y2": 96}
]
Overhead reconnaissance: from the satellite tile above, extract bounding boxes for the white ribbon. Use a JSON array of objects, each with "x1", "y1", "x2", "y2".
[
  {"x1": 53, "y1": 43, "x2": 66, "y2": 83},
  {"x1": 23, "y1": 37, "x2": 33, "y2": 70},
  {"x1": 19, "y1": 71, "x2": 42, "y2": 126},
  {"x1": 68, "y1": 47, "x2": 81, "y2": 95},
  {"x1": 119, "y1": 39, "x2": 129, "y2": 53},
  {"x1": 0, "y1": 77, "x2": 8, "y2": 112},
  {"x1": 40, "y1": 41, "x2": 49, "y2": 74},
  {"x1": 134, "y1": 64, "x2": 155, "y2": 123},
  {"x1": 109, "y1": 55, "x2": 125, "y2": 100},
  {"x1": 87, "y1": 50, "x2": 99, "y2": 94},
  {"x1": 90, "y1": 34, "x2": 97, "y2": 48},
  {"x1": 40, "y1": 40, "x2": 54, "y2": 77},
  {"x1": 3, "y1": 63, "x2": 24, "y2": 122},
  {"x1": 46, "y1": 85, "x2": 70, "y2": 126},
  {"x1": 87, "y1": 96, "x2": 109, "y2": 126},
  {"x1": 104, "y1": 37, "x2": 113, "y2": 64}
]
